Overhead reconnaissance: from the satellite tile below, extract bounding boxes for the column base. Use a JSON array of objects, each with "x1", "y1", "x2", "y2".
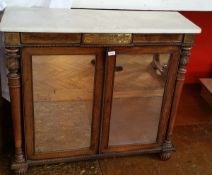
[
  {"x1": 160, "y1": 140, "x2": 175, "y2": 161},
  {"x1": 11, "y1": 161, "x2": 28, "y2": 175}
]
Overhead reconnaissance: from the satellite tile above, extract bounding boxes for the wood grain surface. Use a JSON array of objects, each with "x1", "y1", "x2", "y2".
[
  {"x1": 32, "y1": 55, "x2": 95, "y2": 102},
  {"x1": 200, "y1": 79, "x2": 212, "y2": 106},
  {"x1": 200, "y1": 78, "x2": 212, "y2": 93},
  {"x1": 21, "y1": 33, "x2": 81, "y2": 44}
]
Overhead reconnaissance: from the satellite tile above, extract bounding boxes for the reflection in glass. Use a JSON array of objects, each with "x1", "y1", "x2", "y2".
[
  {"x1": 32, "y1": 55, "x2": 95, "y2": 153},
  {"x1": 109, "y1": 54, "x2": 170, "y2": 146}
]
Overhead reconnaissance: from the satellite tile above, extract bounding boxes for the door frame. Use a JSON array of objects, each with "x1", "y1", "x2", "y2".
[
  {"x1": 100, "y1": 46, "x2": 180, "y2": 153},
  {"x1": 22, "y1": 47, "x2": 105, "y2": 160}
]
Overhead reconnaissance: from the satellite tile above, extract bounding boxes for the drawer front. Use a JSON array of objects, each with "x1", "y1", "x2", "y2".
[
  {"x1": 21, "y1": 33, "x2": 81, "y2": 44},
  {"x1": 82, "y1": 33, "x2": 132, "y2": 45},
  {"x1": 133, "y1": 34, "x2": 183, "y2": 44},
  {"x1": 6, "y1": 33, "x2": 185, "y2": 46}
]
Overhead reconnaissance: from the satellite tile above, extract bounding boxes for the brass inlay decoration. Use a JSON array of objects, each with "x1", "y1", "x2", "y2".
[
  {"x1": 183, "y1": 34, "x2": 195, "y2": 44},
  {"x1": 4, "y1": 32, "x2": 20, "y2": 46},
  {"x1": 82, "y1": 34, "x2": 132, "y2": 45}
]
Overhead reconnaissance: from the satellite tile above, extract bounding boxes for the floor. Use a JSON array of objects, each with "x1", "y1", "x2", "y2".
[
  {"x1": 0, "y1": 84, "x2": 212, "y2": 175},
  {"x1": 176, "y1": 84, "x2": 212, "y2": 125}
]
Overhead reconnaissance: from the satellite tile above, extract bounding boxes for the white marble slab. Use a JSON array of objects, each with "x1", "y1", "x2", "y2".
[{"x1": 0, "y1": 7, "x2": 201, "y2": 33}]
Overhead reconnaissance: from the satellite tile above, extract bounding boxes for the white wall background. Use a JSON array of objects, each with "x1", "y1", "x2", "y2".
[
  {"x1": 72, "y1": 0, "x2": 212, "y2": 11},
  {"x1": 2, "y1": 0, "x2": 212, "y2": 11}
]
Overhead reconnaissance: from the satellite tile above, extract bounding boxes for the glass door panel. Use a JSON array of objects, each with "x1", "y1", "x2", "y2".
[
  {"x1": 32, "y1": 55, "x2": 95, "y2": 153},
  {"x1": 22, "y1": 47, "x2": 104, "y2": 159},
  {"x1": 109, "y1": 54, "x2": 170, "y2": 146}
]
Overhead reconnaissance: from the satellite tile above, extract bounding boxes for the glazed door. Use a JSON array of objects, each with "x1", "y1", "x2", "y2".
[
  {"x1": 101, "y1": 46, "x2": 180, "y2": 153},
  {"x1": 22, "y1": 47, "x2": 104, "y2": 159}
]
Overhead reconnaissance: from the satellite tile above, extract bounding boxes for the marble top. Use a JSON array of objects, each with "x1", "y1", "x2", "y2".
[{"x1": 0, "y1": 7, "x2": 201, "y2": 34}]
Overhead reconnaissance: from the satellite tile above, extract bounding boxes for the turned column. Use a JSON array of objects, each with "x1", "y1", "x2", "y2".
[
  {"x1": 6, "y1": 47, "x2": 27, "y2": 174},
  {"x1": 160, "y1": 44, "x2": 193, "y2": 160}
]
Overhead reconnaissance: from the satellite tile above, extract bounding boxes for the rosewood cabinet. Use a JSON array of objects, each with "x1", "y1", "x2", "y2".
[{"x1": 0, "y1": 7, "x2": 201, "y2": 174}]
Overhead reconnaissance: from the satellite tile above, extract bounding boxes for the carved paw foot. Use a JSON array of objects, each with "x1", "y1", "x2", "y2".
[
  {"x1": 160, "y1": 151, "x2": 172, "y2": 161},
  {"x1": 14, "y1": 167, "x2": 28, "y2": 175},
  {"x1": 11, "y1": 161, "x2": 28, "y2": 175}
]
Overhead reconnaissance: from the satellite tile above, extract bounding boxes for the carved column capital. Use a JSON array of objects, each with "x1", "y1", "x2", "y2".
[
  {"x1": 180, "y1": 46, "x2": 192, "y2": 65},
  {"x1": 5, "y1": 48, "x2": 20, "y2": 72},
  {"x1": 177, "y1": 46, "x2": 192, "y2": 81},
  {"x1": 5, "y1": 48, "x2": 21, "y2": 88}
]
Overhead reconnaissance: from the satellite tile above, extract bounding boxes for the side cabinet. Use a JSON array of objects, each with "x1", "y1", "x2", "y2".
[{"x1": 3, "y1": 32, "x2": 195, "y2": 174}]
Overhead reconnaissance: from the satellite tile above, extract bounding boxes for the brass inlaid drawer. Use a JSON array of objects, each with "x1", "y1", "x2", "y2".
[
  {"x1": 82, "y1": 34, "x2": 132, "y2": 45},
  {"x1": 21, "y1": 33, "x2": 81, "y2": 44},
  {"x1": 4, "y1": 32, "x2": 21, "y2": 45},
  {"x1": 133, "y1": 34, "x2": 183, "y2": 44}
]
